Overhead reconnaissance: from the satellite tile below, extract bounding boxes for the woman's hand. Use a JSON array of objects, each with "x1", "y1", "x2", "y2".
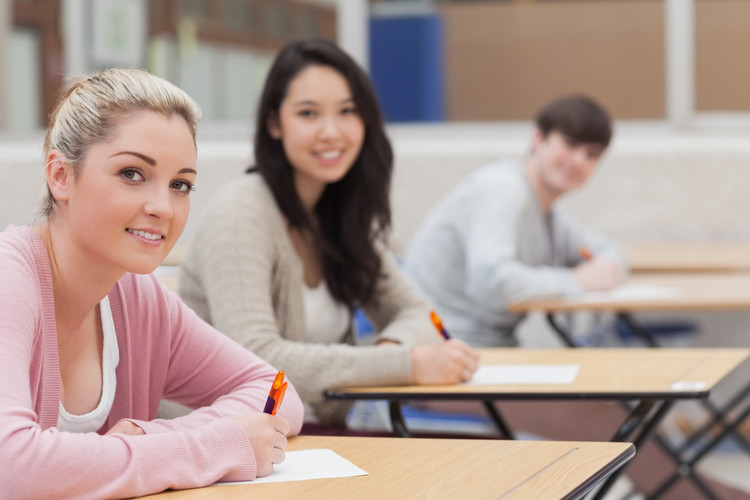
[
  {"x1": 231, "y1": 414, "x2": 290, "y2": 477},
  {"x1": 411, "y1": 339, "x2": 480, "y2": 385}
]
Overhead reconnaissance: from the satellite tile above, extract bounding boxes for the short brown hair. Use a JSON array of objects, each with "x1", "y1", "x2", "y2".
[{"x1": 536, "y1": 95, "x2": 612, "y2": 148}]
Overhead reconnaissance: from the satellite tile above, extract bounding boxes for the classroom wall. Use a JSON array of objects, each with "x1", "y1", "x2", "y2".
[
  {"x1": 439, "y1": 0, "x2": 665, "y2": 120},
  {"x1": 5, "y1": 123, "x2": 750, "y2": 250},
  {"x1": 439, "y1": 0, "x2": 750, "y2": 120}
]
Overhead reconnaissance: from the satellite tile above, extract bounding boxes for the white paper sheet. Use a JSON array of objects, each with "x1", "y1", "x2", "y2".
[
  {"x1": 571, "y1": 284, "x2": 680, "y2": 303},
  {"x1": 212, "y1": 449, "x2": 368, "y2": 486},
  {"x1": 466, "y1": 364, "x2": 580, "y2": 385}
]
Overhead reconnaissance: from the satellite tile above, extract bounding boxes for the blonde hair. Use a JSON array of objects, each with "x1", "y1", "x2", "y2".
[{"x1": 39, "y1": 68, "x2": 202, "y2": 219}]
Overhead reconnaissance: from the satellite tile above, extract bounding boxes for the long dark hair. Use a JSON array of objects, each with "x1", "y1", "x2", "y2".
[{"x1": 249, "y1": 38, "x2": 393, "y2": 310}]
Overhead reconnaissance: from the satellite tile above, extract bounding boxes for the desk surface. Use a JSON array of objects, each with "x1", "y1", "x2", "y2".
[
  {"x1": 509, "y1": 272, "x2": 750, "y2": 313},
  {"x1": 325, "y1": 348, "x2": 749, "y2": 400},
  {"x1": 139, "y1": 435, "x2": 634, "y2": 500},
  {"x1": 625, "y1": 243, "x2": 750, "y2": 273}
]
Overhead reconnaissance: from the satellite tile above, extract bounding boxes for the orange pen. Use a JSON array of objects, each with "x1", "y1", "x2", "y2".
[
  {"x1": 272, "y1": 382, "x2": 288, "y2": 416},
  {"x1": 430, "y1": 310, "x2": 451, "y2": 340},
  {"x1": 579, "y1": 247, "x2": 593, "y2": 261},
  {"x1": 263, "y1": 371, "x2": 285, "y2": 414}
]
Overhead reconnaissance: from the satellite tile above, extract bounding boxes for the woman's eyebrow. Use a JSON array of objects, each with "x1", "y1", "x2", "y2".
[{"x1": 109, "y1": 151, "x2": 156, "y2": 166}]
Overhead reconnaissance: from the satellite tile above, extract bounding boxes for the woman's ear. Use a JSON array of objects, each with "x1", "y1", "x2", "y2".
[
  {"x1": 267, "y1": 114, "x2": 282, "y2": 140},
  {"x1": 45, "y1": 150, "x2": 74, "y2": 203}
]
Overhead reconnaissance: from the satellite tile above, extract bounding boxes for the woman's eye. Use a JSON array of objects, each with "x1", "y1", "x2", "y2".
[
  {"x1": 120, "y1": 169, "x2": 144, "y2": 182},
  {"x1": 299, "y1": 109, "x2": 316, "y2": 118},
  {"x1": 171, "y1": 180, "x2": 195, "y2": 194},
  {"x1": 342, "y1": 106, "x2": 358, "y2": 115}
]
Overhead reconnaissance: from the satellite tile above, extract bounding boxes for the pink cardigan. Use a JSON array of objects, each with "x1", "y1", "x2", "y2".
[{"x1": 0, "y1": 225, "x2": 304, "y2": 499}]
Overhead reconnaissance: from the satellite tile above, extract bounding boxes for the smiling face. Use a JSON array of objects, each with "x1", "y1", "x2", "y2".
[
  {"x1": 267, "y1": 64, "x2": 365, "y2": 207},
  {"x1": 58, "y1": 110, "x2": 197, "y2": 275},
  {"x1": 526, "y1": 129, "x2": 604, "y2": 207}
]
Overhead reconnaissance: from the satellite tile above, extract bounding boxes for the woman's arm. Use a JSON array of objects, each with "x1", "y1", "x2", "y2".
[{"x1": 0, "y1": 256, "x2": 257, "y2": 498}]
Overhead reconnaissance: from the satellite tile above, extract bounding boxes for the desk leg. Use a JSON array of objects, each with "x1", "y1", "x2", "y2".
[
  {"x1": 546, "y1": 313, "x2": 577, "y2": 347},
  {"x1": 483, "y1": 401, "x2": 515, "y2": 439},
  {"x1": 610, "y1": 400, "x2": 660, "y2": 442},
  {"x1": 591, "y1": 400, "x2": 673, "y2": 500},
  {"x1": 617, "y1": 312, "x2": 750, "y2": 498},
  {"x1": 388, "y1": 401, "x2": 411, "y2": 438},
  {"x1": 616, "y1": 313, "x2": 660, "y2": 347},
  {"x1": 676, "y1": 382, "x2": 750, "y2": 457},
  {"x1": 649, "y1": 401, "x2": 750, "y2": 500}
]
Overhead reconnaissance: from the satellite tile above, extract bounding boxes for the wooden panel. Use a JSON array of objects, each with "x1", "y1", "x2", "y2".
[
  {"x1": 440, "y1": 1, "x2": 665, "y2": 120},
  {"x1": 696, "y1": 0, "x2": 750, "y2": 112}
]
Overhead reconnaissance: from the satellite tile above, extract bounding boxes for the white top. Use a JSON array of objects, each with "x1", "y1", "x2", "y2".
[
  {"x1": 301, "y1": 279, "x2": 351, "y2": 422},
  {"x1": 57, "y1": 296, "x2": 120, "y2": 433},
  {"x1": 301, "y1": 279, "x2": 351, "y2": 344}
]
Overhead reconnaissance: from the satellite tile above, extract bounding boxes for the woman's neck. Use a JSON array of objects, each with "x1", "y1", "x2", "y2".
[
  {"x1": 293, "y1": 174, "x2": 326, "y2": 213},
  {"x1": 36, "y1": 219, "x2": 123, "y2": 334}
]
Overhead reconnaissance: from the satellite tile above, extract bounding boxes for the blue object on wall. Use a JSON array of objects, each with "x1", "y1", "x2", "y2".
[{"x1": 369, "y1": 14, "x2": 444, "y2": 122}]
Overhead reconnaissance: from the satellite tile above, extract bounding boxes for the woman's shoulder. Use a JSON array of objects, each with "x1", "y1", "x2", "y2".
[
  {"x1": 212, "y1": 172, "x2": 273, "y2": 203},
  {"x1": 199, "y1": 173, "x2": 279, "y2": 221},
  {"x1": 0, "y1": 226, "x2": 50, "y2": 318},
  {"x1": 0, "y1": 225, "x2": 48, "y2": 281}
]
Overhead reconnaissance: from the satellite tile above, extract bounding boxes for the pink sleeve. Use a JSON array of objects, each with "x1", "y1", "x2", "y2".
[{"x1": 132, "y1": 277, "x2": 304, "y2": 435}]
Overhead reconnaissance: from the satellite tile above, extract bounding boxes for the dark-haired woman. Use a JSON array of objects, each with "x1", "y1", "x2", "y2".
[{"x1": 179, "y1": 38, "x2": 479, "y2": 426}]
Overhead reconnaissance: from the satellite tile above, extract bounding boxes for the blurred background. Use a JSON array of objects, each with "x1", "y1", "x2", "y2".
[{"x1": 0, "y1": 0, "x2": 749, "y2": 130}]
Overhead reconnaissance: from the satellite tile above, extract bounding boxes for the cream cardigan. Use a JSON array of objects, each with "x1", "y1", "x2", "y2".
[{"x1": 180, "y1": 174, "x2": 438, "y2": 424}]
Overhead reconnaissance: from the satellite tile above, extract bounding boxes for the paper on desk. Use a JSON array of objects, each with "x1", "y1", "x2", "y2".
[
  {"x1": 466, "y1": 364, "x2": 579, "y2": 385},
  {"x1": 212, "y1": 449, "x2": 368, "y2": 486},
  {"x1": 571, "y1": 284, "x2": 680, "y2": 303}
]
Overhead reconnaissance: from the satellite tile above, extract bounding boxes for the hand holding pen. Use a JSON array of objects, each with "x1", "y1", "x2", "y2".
[
  {"x1": 230, "y1": 370, "x2": 290, "y2": 478},
  {"x1": 411, "y1": 310, "x2": 480, "y2": 384},
  {"x1": 574, "y1": 246, "x2": 623, "y2": 291}
]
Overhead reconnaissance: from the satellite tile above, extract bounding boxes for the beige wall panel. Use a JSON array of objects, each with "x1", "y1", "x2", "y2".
[
  {"x1": 440, "y1": 1, "x2": 665, "y2": 120},
  {"x1": 696, "y1": 0, "x2": 750, "y2": 112}
]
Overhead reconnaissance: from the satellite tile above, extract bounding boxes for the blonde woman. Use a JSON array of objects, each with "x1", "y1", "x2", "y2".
[{"x1": 0, "y1": 68, "x2": 303, "y2": 499}]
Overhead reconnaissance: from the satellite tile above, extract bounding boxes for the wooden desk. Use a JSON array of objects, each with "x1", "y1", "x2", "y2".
[
  {"x1": 509, "y1": 277, "x2": 750, "y2": 499},
  {"x1": 509, "y1": 272, "x2": 750, "y2": 314},
  {"x1": 326, "y1": 348, "x2": 748, "y2": 500},
  {"x1": 326, "y1": 348, "x2": 747, "y2": 400},
  {"x1": 140, "y1": 435, "x2": 635, "y2": 500},
  {"x1": 625, "y1": 243, "x2": 750, "y2": 273}
]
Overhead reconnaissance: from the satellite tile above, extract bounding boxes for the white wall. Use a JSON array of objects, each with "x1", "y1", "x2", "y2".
[{"x1": 5, "y1": 121, "x2": 750, "y2": 245}]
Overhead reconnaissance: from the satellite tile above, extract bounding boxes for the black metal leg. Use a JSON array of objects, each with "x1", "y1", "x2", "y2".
[
  {"x1": 482, "y1": 401, "x2": 515, "y2": 439},
  {"x1": 676, "y1": 382, "x2": 750, "y2": 458},
  {"x1": 616, "y1": 313, "x2": 660, "y2": 347},
  {"x1": 592, "y1": 400, "x2": 674, "y2": 500},
  {"x1": 546, "y1": 313, "x2": 578, "y2": 347},
  {"x1": 612, "y1": 313, "x2": 749, "y2": 499},
  {"x1": 610, "y1": 400, "x2": 659, "y2": 442},
  {"x1": 388, "y1": 401, "x2": 411, "y2": 438}
]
